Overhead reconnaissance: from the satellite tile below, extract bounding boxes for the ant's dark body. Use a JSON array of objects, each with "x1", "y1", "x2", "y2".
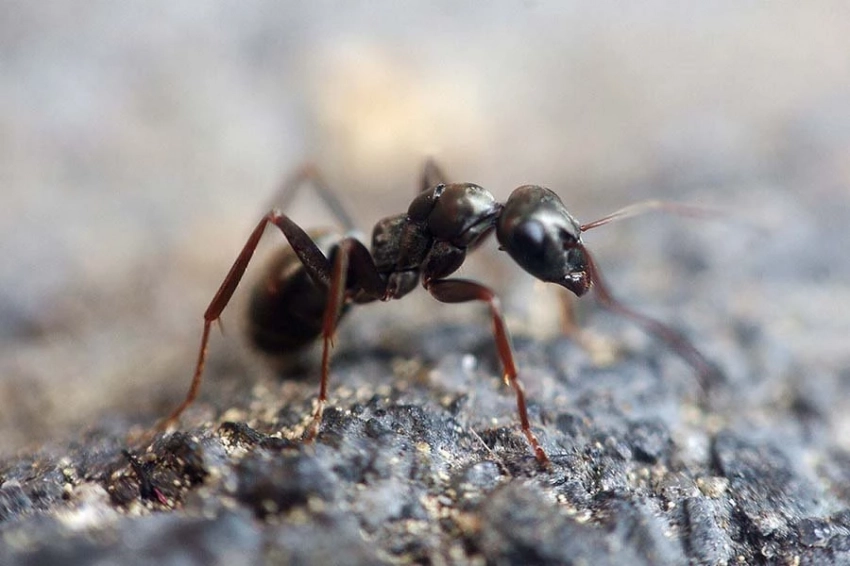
[{"x1": 159, "y1": 160, "x2": 718, "y2": 466}]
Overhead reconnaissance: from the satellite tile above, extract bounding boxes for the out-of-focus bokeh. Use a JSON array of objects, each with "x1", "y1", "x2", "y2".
[{"x1": 2, "y1": 2, "x2": 849, "y2": 454}]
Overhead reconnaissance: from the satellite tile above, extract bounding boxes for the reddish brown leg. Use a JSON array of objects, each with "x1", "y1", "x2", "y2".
[
  {"x1": 557, "y1": 289, "x2": 579, "y2": 337},
  {"x1": 425, "y1": 278, "x2": 550, "y2": 466},
  {"x1": 156, "y1": 210, "x2": 334, "y2": 431},
  {"x1": 302, "y1": 237, "x2": 387, "y2": 441},
  {"x1": 555, "y1": 288, "x2": 619, "y2": 366},
  {"x1": 302, "y1": 241, "x2": 348, "y2": 442},
  {"x1": 269, "y1": 163, "x2": 357, "y2": 232},
  {"x1": 583, "y1": 246, "x2": 722, "y2": 391},
  {"x1": 579, "y1": 200, "x2": 724, "y2": 390}
]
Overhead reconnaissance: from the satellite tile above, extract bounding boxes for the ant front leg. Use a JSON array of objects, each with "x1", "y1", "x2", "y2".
[
  {"x1": 425, "y1": 278, "x2": 550, "y2": 466},
  {"x1": 157, "y1": 210, "x2": 334, "y2": 431},
  {"x1": 582, "y1": 247, "x2": 723, "y2": 392},
  {"x1": 576, "y1": 200, "x2": 725, "y2": 391},
  {"x1": 554, "y1": 288, "x2": 619, "y2": 367}
]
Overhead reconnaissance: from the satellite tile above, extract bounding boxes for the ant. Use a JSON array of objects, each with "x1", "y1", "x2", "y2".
[{"x1": 157, "y1": 159, "x2": 719, "y2": 466}]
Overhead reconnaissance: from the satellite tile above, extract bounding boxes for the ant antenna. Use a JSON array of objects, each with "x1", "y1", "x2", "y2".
[
  {"x1": 580, "y1": 200, "x2": 719, "y2": 232},
  {"x1": 582, "y1": 245, "x2": 722, "y2": 392}
]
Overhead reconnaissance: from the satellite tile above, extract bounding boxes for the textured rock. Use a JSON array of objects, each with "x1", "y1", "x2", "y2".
[{"x1": 3, "y1": 4, "x2": 850, "y2": 565}]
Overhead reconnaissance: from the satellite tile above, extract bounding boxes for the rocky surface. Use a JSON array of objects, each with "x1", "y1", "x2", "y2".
[
  {"x1": 3, "y1": 185, "x2": 850, "y2": 564},
  {"x1": 3, "y1": 4, "x2": 850, "y2": 565}
]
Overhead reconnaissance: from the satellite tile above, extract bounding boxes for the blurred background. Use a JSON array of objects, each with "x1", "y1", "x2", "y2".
[{"x1": 2, "y1": 2, "x2": 849, "y2": 454}]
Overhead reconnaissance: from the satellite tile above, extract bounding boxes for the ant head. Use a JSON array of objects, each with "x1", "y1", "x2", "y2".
[{"x1": 496, "y1": 185, "x2": 591, "y2": 297}]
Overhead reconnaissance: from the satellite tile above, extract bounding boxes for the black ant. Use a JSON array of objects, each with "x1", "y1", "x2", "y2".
[{"x1": 157, "y1": 160, "x2": 719, "y2": 466}]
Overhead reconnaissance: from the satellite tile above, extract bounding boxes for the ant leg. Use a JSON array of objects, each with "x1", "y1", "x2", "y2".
[
  {"x1": 303, "y1": 237, "x2": 387, "y2": 442},
  {"x1": 302, "y1": 239, "x2": 348, "y2": 442},
  {"x1": 157, "y1": 210, "x2": 336, "y2": 431},
  {"x1": 419, "y1": 157, "x2": 450, "y2": 192},
  {"x1": 579, "y1": 201, "x2": 724, "y2": 390},
  {"x1": 556, "y1": 288, "x2": 619, "y2": 366},
  {"x1": 582, "y1": 246, "x2": 723, "y2": 391},
  {"x1": 268, "y1": 163, "x2": 357, "y2": 232},
  {"x1": 425, "y1": 278, "x2": 550, "y2": 466}
]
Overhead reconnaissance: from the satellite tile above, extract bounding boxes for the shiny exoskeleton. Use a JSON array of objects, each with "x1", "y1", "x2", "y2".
[{"x1": 159, "y1": 161, "x2": 718, "y2": 466}]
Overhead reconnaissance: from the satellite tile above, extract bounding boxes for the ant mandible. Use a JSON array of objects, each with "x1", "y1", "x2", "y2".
[{"x1": 158, "y1": 159, "x2": 719, "y2": 466}]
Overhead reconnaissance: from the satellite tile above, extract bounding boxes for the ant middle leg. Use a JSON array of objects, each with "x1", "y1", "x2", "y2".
[
  {"x1": 425, "y1": 278, "x2": 550, "y2": 466},
  {"x1": 303, "y1": 237, "x2": 387, "y2": 442}
]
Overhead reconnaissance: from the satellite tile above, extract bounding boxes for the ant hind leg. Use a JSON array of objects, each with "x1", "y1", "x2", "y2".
[
  {"x1": 156, "y1": 210, "x2": 336, "y2": 432},
  {"x1": 267, "y1": 163, "x2": 358, "y2": 232}
]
